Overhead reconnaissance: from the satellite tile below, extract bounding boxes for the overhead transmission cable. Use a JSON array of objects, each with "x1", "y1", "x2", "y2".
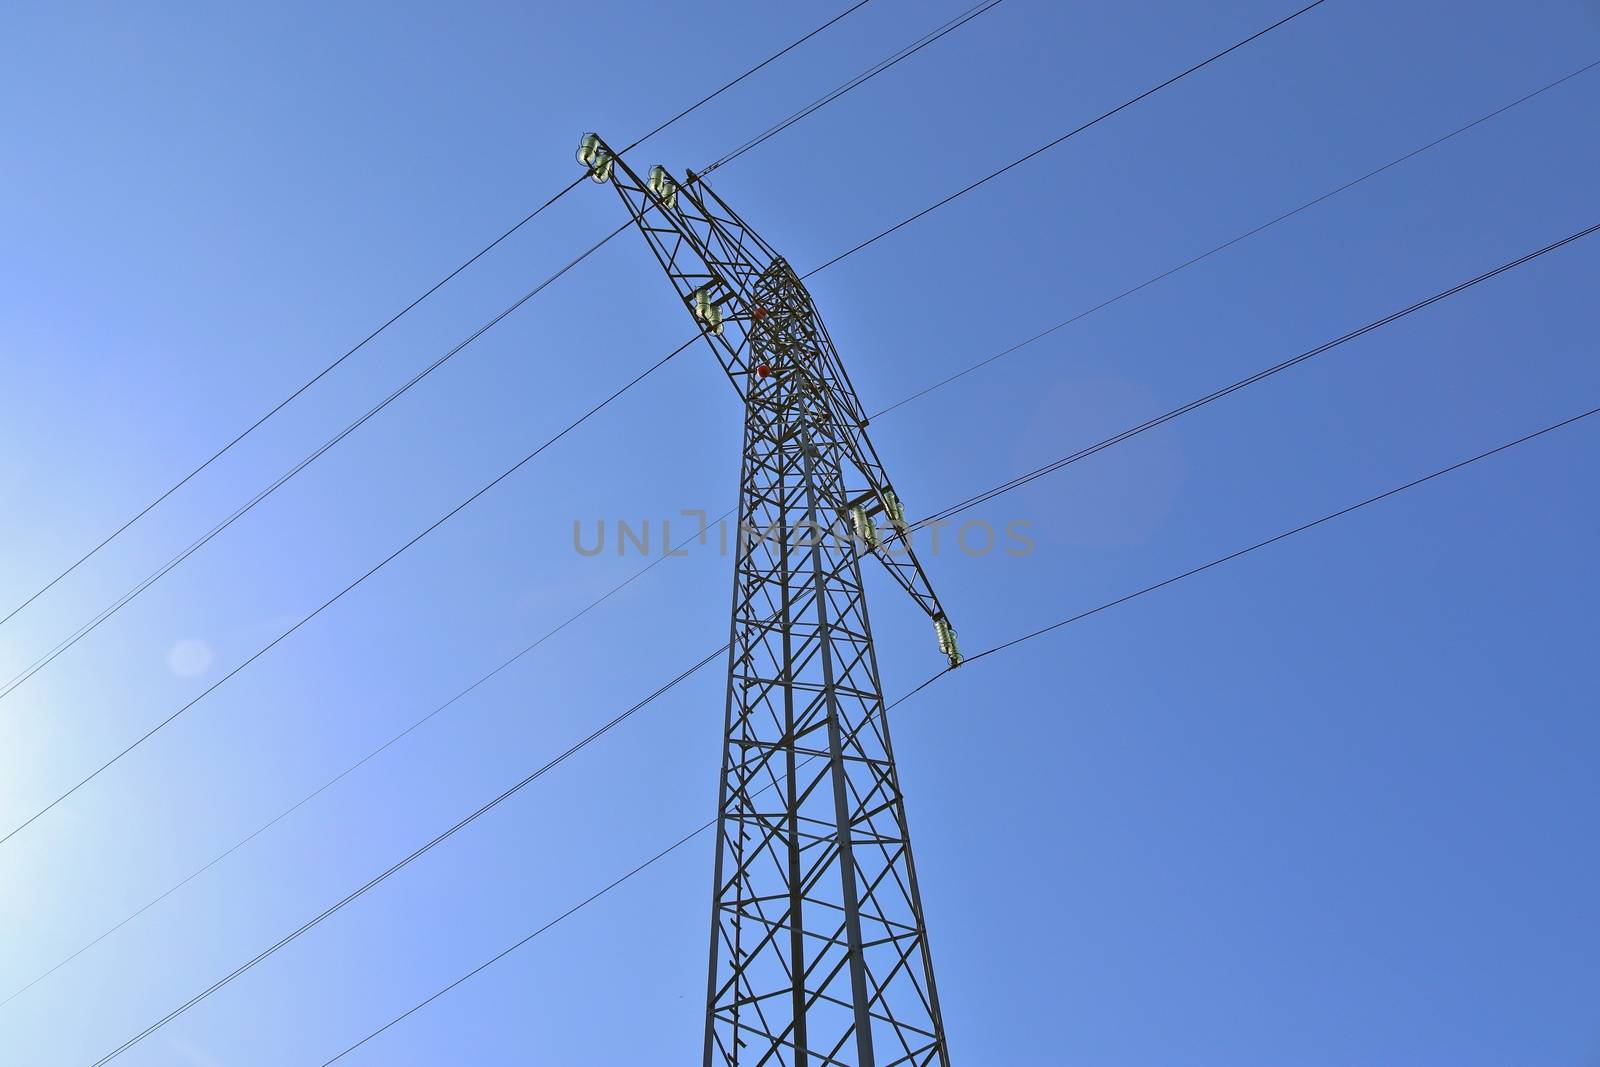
[
  {"x1": 870, "y1": 56, "x2": 1600, "y2": 419},
  {"x1": 84, "y1": 644, "x2": 732, "y2": 1067},
  {"x1": 320, "y1": 400, "x2": 1600, "y2": 1064},
  {"x1": 319, "y1": 817, "x2": 713, "y2": 1065},
  {"x1": 76, "y1": 229, "x2": 1600, "y2": 1057},
  {"x1": 957, "y1": 406, "x2": 1600, "y2": 663},
  {"x1": 0, "y1": 0, "x2": 1000, "y2": 707},
  {"x1": 0, "y1": 222, "x2": 630, "y2": 705},
  {"x1": 803, "y1": 0, "x2": 1331, "y2": 277},
  {"x1": 0, "y1": 338, "x2": 698, "y2": 850},
  {"x1": 0, "y1": 517, "x2": 709, "y2": 1009},
  {"x1": 0, "y1": 0, "x2": 878, "y2": 635},
  {"x1": 0, "y1": 0, "x2": 1312, "y2": 843},
  {"x1": 704, "y1": 0, "x2": 1007, "y2": 173},
  {"x1": 15, "y1": 62, "x2": 1581, "y2": 1002},
  {"x1": 617, "y1": 0, "x2": 878, "y2": 153},
  {"x1": 904, "y1": 220, "x2": 1600, "y2": 531}
]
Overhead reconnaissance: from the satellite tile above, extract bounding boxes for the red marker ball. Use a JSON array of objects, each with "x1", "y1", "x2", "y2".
[{"x1": 755, "y1": 364, "x2": 772, "y2": 378}]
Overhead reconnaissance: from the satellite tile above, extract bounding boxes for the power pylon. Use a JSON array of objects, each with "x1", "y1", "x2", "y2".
[{"x1": 579, "y1": 135, "x2": 960, "y2": 1066}]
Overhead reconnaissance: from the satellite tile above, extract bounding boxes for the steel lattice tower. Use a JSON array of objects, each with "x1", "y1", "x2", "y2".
[{"x1": 579, "y1": 136, "x2": 959, "y2": 1066}]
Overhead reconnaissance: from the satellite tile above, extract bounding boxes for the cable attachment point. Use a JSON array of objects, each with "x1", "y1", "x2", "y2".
[
  {"x1": 576, "y1": 133, "x2": 614, "y2": 183},
  {"x1": 690, "y1": 283, "x2": 725, "y2": 336},
  {"x1": 647, "y1": 165, "x2": 680, "y2": 209},
  {"x1": 883, "y1": 490, "x2": 906, "y2": 525},
  {"x1": 934, "y1": 615, "x2": 962, "y2": 668},
  {"x1": 849, "y1": 505, "x2": 880, "y2": 552}
]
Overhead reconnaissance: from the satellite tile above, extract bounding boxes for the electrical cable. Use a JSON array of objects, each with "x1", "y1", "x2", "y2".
[
  {"x1": 77, "y1": 375, "x2": 1600, "y2": 1061},
  {"x1": 5, "y1": 0, "x2": 1341, "y2": 722},
  {"x1": 0, "y1": 338, "x2": 696, "y2": 849},
  {"x1": 0, "y1": 0, "x2": 995, "y2": 707},
  {"x1": 85, "y1": 643, "x2": 732, "y2": 1067},
  {"x1": 704, "y1": 0, "x2": 1008, "y2": 173},
  {"x1": 68, "y1": 31, "x2": 1600, "y2": 1048},
  {"x1": 0, "y1": 516, "x2": 717, "y2": 1010},
  {"x1": 0, "y1": 221, "x2": 631, "y2": 705},
  {"x1": 617, "y1": 0, "x2": 878, "y2": 156},
  {"x1": 0, "y1": 0, "x2": 879, "y2": 636},
  {"x1": 802, "y1": 0, "x2": 1331, "y2": 278},
  {"x1": 905, "y1": 220, "x2": 1600, "y2": 531},
  {"x1": 962, "y1": 403, "x2": 1600, "y2": 664},
  {"x1": 2, "y1": 0, "x2": 1258, "y2": 840},
  {"x1": 869, "y1": 57, "x2": 1600, "y2": 419},
  {"x1": 311, "y1": 399, "x2": 1600, "y2": 1063},
  {"x1": 320, "y1": 820, "x2": 714, "y2": 1065},
  {"x1": 13, "y1": 211, "x2": 1596, "y2": 996}
]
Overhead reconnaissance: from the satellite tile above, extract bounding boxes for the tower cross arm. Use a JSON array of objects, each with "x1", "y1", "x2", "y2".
[{"x1": 577, "y1": 133, "x2": 962, "y2": 667}]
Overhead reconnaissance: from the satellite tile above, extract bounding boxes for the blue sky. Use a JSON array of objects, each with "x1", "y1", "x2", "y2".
[{"x1": 2, "y1": 1, "x2": 1597, "y2": 1063}]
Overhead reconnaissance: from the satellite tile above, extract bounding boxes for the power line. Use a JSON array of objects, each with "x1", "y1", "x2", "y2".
[
  {"x1": 22, "y1": 0, "x2": 1531, "y2": 1014},
  {"x1": 3, "y1": 0, "x2": 1287, "y2": 841},
  {"x1": 870, "y1": 56, "x2": 1600, "y2": 419},
  {"x1": 68, "y1": 239, "x2": 1593, "y2": 1036},
  {"x1": 705, "y1": 0, "x2": 1008, "y2": 173},
  {"x1": 616, "y1": 0, "x2": 878, "y2": 156},
  {"x1": 85, "y1": 644, "x2": 731, "y2": 1067},
  {"x1": 320, "y1": 820, "x2": 713, "y2": 1065},
  {"x1": 15, "y1": 208, "x2": 1595, "y2": 1010},
  {"x1": 29, "y1": 0, "x2": 1584, "y2": 1052},
  {"x1": 0, "y1": 0, "x2": 996, "y2": 708},
  {"x1": 15, "y1": 207, "x2": 1598, "y2": 1003},
  {"x1": 963, "y1": 405, "x2": 1600, "y2": 662},
  {"x1": 312, "y1": 400, "x2": 1600, "y2": 1063},
  {"x1": 0, "y1": 517, "x2": 714, "y2": 1011},
  {"x1": 73, "y1": 367, "x2": 1600, "y2": 1059},
  {"x1": 0, "y1": 338, "x2": 696, "y2": 849},
  {"x1": 802, "y1": 0, "x2": 1331, "y2": 278},
  {"x1": 908, "y1": 219, "x2": 1600, "y2": 530},
  {"x1": 87, "y1": 33, "x2": 1600, "y2": 1058},
  {"x1": 0, "y1": 221, "x2": 631, "y2": 705},
  {"x1": 0, "y1": 189, "x2": 590, "y2": 634},
  {"x1": 0, "y1": 0, "x2": 878, "y2": 636}
]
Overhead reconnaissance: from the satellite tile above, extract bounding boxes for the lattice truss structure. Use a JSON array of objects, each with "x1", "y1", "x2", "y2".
[{"x1": 580, "y1": 135, "x2": 959, "y2": 1067}]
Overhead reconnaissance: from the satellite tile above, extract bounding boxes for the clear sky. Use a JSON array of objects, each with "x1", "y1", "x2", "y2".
[{"x1": 2, "y1": 1, "x2": 1597, "y2": 1064}]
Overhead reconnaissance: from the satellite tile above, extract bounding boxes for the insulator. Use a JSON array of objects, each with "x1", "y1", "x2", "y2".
[
  {"x1": 850, "y1": 506, "x2": 880, "y2": 550},
  {"x1": 647, "y1": 165, "x2": 679, "y2": 209},
  {"x1": 692, "y1": 288, "x2": 724, "y2": 335},
  {"x1": 883, "y1": 491, "x2": 905, "y2": 525},
  {"x1": 934, "y1": 616, "x2": 961, "y2": 667},
  {"x1": 576, "y1": 132, "x2": 613, "y2": 183}
]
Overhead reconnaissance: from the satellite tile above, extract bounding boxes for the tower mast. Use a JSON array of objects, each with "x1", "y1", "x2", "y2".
[{"x1": 579, "y1": 135, "x2": 959, "y2": 1066}]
